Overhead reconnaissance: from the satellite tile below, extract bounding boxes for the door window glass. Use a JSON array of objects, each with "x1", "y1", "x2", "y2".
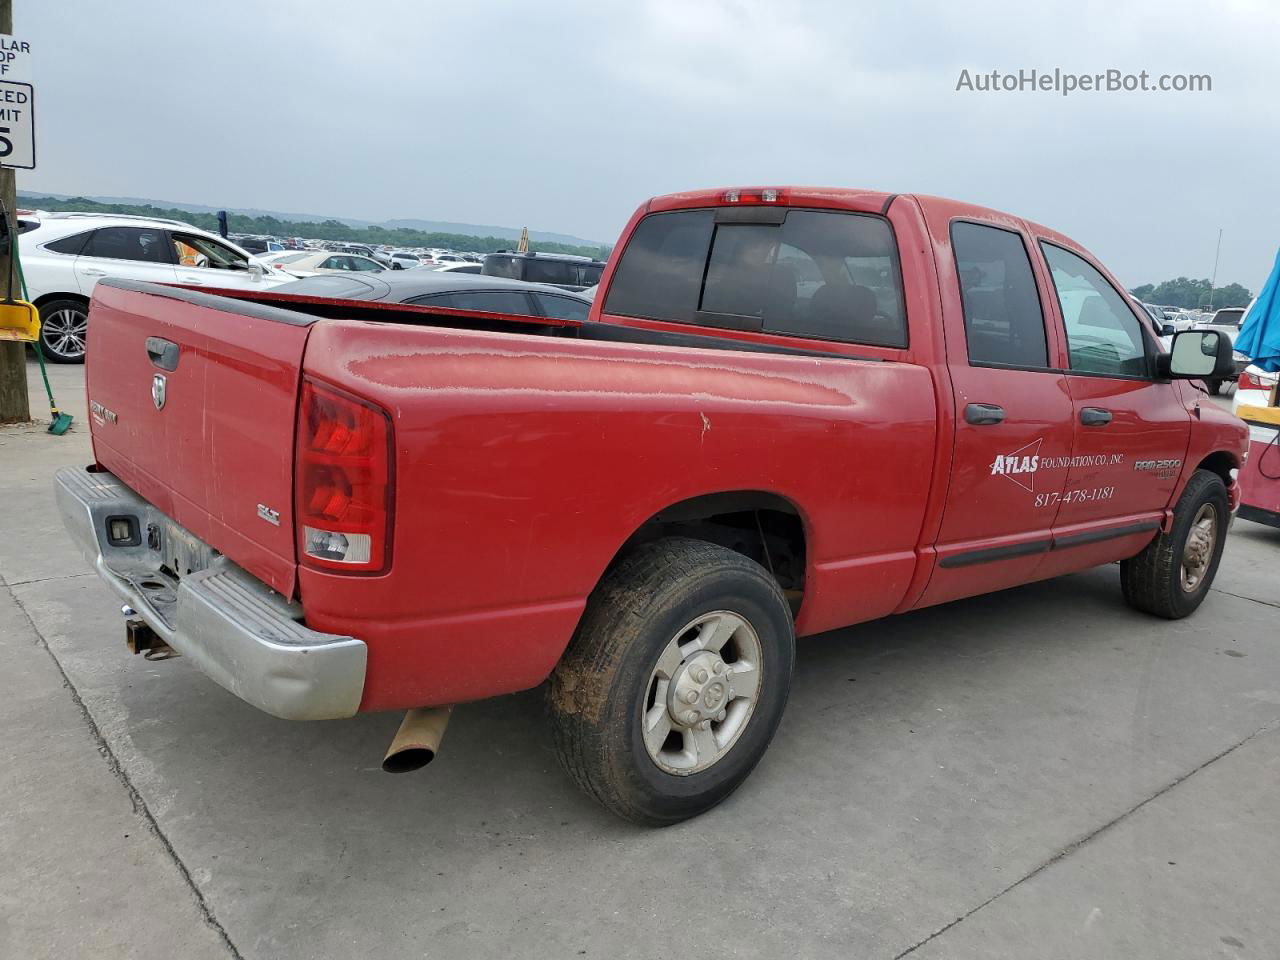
[
  {"x1": 951, "y1": 222, "x2": 1049, "y2": 368},
  {"x1": 171, "y1": 233, "x2": 248, "y2": 271},
  {"x1": 534, "y1": 293, "x2": 590, "y2": 322},
  {"x1": 84, "y1": 227, "x2": 172, "y2": 263},
  {"x1": 1041, "y1": 243, "x2": 1147, "y2": 377}
]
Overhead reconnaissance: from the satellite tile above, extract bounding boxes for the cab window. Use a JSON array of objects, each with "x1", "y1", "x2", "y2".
[
  {"x1": 951, "y1": 222, "x2": 1049, "y2": 368},
  {"x1": 1041, "y1": 243, "x2": 1148, "y2": 377},
  {"x1": 605, "y1": 208, "x2": 906, "y2": 347},
  {"x1": 603, "y1": 210, "x2": 715, "y2": 325}
]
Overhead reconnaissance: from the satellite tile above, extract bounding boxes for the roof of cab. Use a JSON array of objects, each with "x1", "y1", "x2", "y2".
[{"x1": 641, "y1": 185, "x2": 1093, "y2": 262}]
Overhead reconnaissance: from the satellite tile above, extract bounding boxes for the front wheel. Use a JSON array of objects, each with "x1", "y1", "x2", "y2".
[
  {"x1": 548, "y1": 538, "x2": 795, "y2": 825},
  {"x1": 38, "y1": 299, "x2": 89, "y2": 363},
  {"x1": 1121, "y1": 469, "x2": 1228, "y2": 619}
]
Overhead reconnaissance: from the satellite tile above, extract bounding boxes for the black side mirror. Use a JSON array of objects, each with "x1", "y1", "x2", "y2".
[
  {"x1": 1159, "y1": 322, "x2": 1176, "y2": 337},
  {"x1": 1157, "y1": 329, "x2": 1235, "y2": 380}
]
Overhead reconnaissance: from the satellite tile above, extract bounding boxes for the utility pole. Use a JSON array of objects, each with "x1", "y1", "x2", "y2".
[
  {"x1": 0, "y1": 0, "x2": 28, "y2": 424},
  {"x1": 1207, "y1": 227, "x2": 1223, "y2": 313}
]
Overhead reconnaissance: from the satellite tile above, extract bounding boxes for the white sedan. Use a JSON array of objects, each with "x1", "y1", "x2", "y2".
[{"x1": 254, "y1": 251, "x2": 387, "y2": 278}]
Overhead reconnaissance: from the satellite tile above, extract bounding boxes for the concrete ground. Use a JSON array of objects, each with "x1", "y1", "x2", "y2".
[{"x1": 2, "y1": 357, "x2": 1278, "y2": 959}]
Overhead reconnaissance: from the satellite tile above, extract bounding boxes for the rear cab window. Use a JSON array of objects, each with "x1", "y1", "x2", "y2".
[
  {"x1": 603, "y1": 208, "x2": 907, "y2": 348},
  {"x1": 951, "y1": 221, "x2": 1049, "y2": 368}
]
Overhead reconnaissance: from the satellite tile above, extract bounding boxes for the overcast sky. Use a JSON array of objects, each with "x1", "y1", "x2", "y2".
[{"x1": 21, "y1": 0, "x2": 1280, "y2": 290}]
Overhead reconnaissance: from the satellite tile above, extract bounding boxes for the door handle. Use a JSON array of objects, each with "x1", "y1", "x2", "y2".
[
  {"x1": 145, "y1": 336, "x2": 180, "y2": 371},
  {"x1": 964, "y1": 402, "x2": 1006, "y2": 425},
  {"x1": 82, "y1": 269, "x2": 106, "y2": 277},
  {"x1": 178, "y1": 275, "x2": 204, "y2": 285},
  {"x1": 1080, "y1": 407, "x2": 1113, "y2": 426}
]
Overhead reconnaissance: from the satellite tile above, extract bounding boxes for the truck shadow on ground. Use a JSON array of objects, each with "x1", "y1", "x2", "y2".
[{"x1": 95, "y1": 561, "x2": 1150, "y2": 833}]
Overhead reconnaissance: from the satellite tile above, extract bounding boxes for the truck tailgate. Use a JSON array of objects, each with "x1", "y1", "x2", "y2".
[{"x1": 86, "y1": 280, "x2": 311, "y2": 596}]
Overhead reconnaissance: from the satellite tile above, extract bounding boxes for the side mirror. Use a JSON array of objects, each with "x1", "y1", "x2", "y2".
[
  {"x1": 1158, "y1": 329, "x2": 1234, "y2": 380},
  {"x1": 247, "y1": 261, "x2": 265, "y2": 282},
  {"x1": 1159, "y1": 322, "x2": 1176, "y2": 337}
]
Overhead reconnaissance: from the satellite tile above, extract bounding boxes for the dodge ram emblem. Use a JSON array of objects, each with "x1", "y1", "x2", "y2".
[{"x1": 152, "y1": 374, "x2": 167, "y2": 411}]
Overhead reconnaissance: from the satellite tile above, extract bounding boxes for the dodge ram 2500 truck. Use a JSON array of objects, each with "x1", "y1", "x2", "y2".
[{"x1": 57, "y1": 186, "x2": 1247, "y2": 825}]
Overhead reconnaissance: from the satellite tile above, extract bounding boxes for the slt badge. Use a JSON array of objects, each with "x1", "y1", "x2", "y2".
[{"x1": 151, "y1": 373, "x2": 167, "y2": 411}]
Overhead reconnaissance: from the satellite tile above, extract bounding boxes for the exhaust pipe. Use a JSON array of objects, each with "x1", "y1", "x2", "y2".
[{"x1": 382, "y1": 706, "x2": 453, "y2": 773}]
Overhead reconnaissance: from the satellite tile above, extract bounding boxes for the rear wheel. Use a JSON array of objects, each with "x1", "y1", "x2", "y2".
[
  {"x1": 548, "y1": 538, "x2": 795, "y2": 825},
  {"x1": 38, "y1": 298, "x2": 89, "y2": 363},
  {"x1": 1121, "y1": 469, "x2": 1228, "y2": 619},
  {"x1": 1205, "y1": 378, "x2": 1223, "y2": 395}
]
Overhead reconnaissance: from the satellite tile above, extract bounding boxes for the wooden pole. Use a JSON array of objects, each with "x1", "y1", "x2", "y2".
[{"x1": 0, "y1": 0, "x2": 29, "y2": 425}]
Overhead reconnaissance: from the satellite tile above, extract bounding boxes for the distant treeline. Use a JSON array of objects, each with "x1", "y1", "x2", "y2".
[
  {"x1": 1129, "y1": 276, "x2": 1252, "y2": 310},
  {"x1": 19, "y1": 195, "x2": 612, "y2": 259}
]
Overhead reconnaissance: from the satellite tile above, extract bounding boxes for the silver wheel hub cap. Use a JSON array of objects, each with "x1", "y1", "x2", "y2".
[
  {"x1": 43, "y1": 307, "x2": 88, "y2": 359},
  {"x1": 1180, "y1": 503, "x2": 1217, "y2": 592},
  {"x1": 642, "y1": 610, "x2": 763, "y2": 775}
]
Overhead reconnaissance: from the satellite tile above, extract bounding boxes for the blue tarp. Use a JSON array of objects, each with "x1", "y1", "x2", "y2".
[{"x1": 1237, "y1": 247, "x2": 1280, "y2": 372}]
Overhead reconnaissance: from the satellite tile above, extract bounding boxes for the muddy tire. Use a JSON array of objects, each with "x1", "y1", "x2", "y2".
[
  {"x1": 1121, "y1": 469, "x2": 1228, "y2": 619},
  {"x1": 548, "y1": 537, "x2": 795, "y2": 825}
]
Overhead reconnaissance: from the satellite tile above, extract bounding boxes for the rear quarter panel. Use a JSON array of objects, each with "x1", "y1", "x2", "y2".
[{"x1": 299, "y1": 321, "x2": 938, "y2": 710}]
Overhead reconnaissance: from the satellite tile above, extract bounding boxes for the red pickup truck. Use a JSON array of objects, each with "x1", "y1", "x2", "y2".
[{"x1": 57, "y1": 186, "x2": 1246, "y2": 824}]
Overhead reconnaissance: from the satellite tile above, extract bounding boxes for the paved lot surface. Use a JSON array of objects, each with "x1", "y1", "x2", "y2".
[{"x1": 3, "y1": 358, "x2": 1278, "y2": 959}]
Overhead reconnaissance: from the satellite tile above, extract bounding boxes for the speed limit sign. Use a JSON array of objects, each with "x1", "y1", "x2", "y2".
[
  {"x1": 0, "y1": 81, "x2": 34, "y2": 169},
  {"x1": 0, "y1": 35, "x2": 34, "y2": 169}
]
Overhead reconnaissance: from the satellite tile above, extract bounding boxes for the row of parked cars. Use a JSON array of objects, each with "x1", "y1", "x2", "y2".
[
  {"x1": 1134, "y1": 298, "x2": 1257, "y2": 395},
  {"x1": 17, "y1": 210, "x2": 605, "y2": 362}
]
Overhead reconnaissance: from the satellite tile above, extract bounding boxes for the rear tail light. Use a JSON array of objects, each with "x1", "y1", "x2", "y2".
[
  {"x1": 1237, "y1": 369, "x2": 1273, "y2": 393},
  {"x1": 295, "y1": 379, "x2": 394, "y2": 573}
]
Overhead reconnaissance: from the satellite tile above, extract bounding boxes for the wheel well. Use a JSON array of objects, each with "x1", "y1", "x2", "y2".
[
  {"x1": 610, "y1": 492, "x2": 807, "y2": 615},
  {"x1": 32, "y1": 292, "x2": 88, "y2": 310},
  {"x1": 1196, "y1": 451, "x2": 1237, "y2": 485}
]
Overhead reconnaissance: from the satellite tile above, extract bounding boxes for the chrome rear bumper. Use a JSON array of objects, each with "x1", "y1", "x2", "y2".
[{"x1": 55, "y1": 466, "x2": 367, "y2": 720}]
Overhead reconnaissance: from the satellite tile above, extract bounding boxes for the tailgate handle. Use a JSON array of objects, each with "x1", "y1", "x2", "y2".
[
  {"x1": 964, "y1": 402, "x2": 1005, "y2": 425},
  {"x1": 146, "y1": 337, "x2": 180, "y2": 372}
]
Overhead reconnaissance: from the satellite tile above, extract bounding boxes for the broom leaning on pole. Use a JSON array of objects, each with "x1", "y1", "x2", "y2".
[{"x1": 0, "y1": 198, "x2": 72, "y2": 434}]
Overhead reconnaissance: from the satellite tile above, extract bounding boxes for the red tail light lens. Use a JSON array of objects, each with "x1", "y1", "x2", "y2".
[
  {"x1": 295, "y1": 379, "x2": 394, "y2": 573},
  {"x1": 1237, "y1": 369, "x2": 1267, "y2": 392}
]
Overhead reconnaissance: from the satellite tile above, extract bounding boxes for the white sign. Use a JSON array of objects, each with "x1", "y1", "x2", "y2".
[
  {"x1": 0, "y1": 80, "x2": 33, "y2": 168},
  {"x1": 0, "y1": 35, "x2": 32, "y2": 81},
  {"x1": 0, "y1": 36, "x2": 33, "y2": 168}
]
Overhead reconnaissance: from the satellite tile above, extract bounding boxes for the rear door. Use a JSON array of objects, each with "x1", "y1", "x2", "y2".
[
  {"x1": 1036, "y1": 241, "x2": 1191, "y2": 563},
  {"x1": 73, "y1": 226, "x2": 178, "y2": 295},
  {"x1": 87, "y1": 281, "x2": 311, "y2": 595},
  {"x1": 917, "y1": 220, "x2": 1075, "y2": 607}
]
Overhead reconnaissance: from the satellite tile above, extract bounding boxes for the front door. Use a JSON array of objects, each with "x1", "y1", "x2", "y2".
[
  {"x1": 1036, "y1": 241, "x2": 1192, "y2": 572},
  {"x1": 919, "y1": 220, "x2": 1076, "y2": 607}
]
